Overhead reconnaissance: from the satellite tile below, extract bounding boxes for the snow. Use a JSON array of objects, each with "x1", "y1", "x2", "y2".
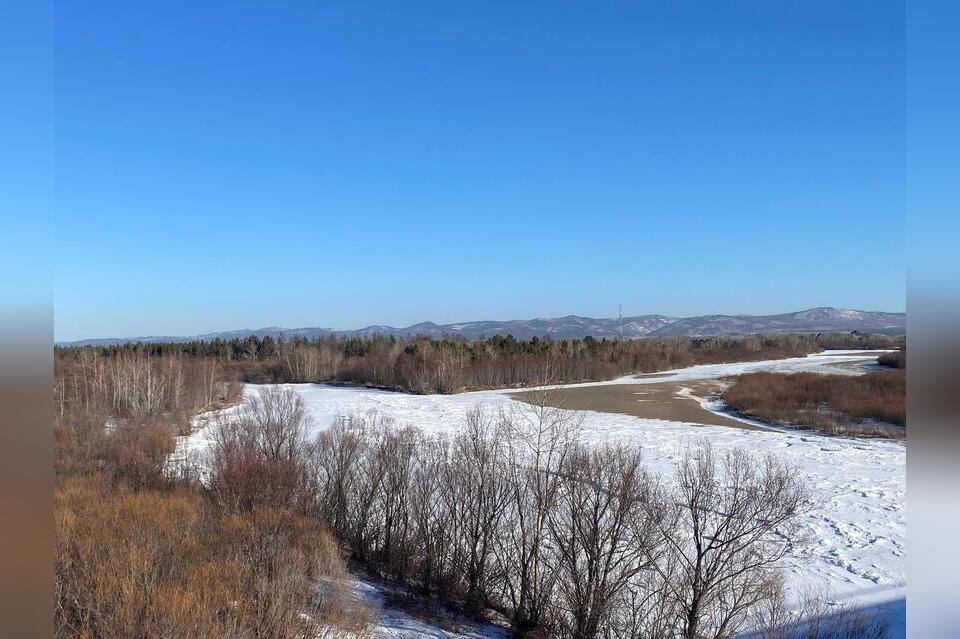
[
  {"x1": 350, "y1": 579, "x2": 510, "y2": 639},
  {"x1": 179, "y1": 350, "x2": 904, "y2": 637},
  {"x1": 601, "y1": 349, "x2": 894, "y2": 386}
]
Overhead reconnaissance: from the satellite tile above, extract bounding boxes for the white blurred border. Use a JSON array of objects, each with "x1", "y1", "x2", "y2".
[{"x1": 907, "y1": 1, "x2": 960, "y2": 637}]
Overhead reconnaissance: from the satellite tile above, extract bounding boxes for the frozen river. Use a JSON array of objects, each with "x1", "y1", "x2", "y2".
[{"x1": 181, "y1": 350, "x2": 905, "y2": 636}]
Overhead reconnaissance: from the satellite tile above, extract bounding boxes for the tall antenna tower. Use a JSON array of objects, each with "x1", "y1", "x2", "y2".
[{"x1": 618, "y1": 304, "x2": 623, "y2": 342}]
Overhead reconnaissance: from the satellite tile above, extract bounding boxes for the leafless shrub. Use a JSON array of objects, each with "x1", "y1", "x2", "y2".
[
  {"x1": 877, "y1": 350, "x2": 905, "y2": 369},
  {"x1": 723, "y1": 371, "x2": 905, "y2": 435},
  {"x1": 409, "y1": 435, "x2": 454, "y2": 591},
  {"x1": 208, "y1": 387, "x2": 315, "y2": 513},
  {"x1": 370, "y1": 425, "x2": 421, "y2": 578},
  {"x1": 101, "y1": 419, "x2": 177, "y2": 490},
  {"x1": 602, "y1": 570, "x2": 677, "y2": 639}
]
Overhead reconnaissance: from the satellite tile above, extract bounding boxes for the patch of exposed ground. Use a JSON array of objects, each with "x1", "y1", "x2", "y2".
[{"x1": 510, "y1": 380, "x2": 762, "y2": 430}]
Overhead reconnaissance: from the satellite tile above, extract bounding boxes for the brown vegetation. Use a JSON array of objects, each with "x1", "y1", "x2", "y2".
[
  {"x1": 54, "y1": 350, "x2": 242, "y2": 428},
  {"x1": 54, "y1": 357, "x2": 368, "y2": 639},
  {"x1": 723, "y1": 371, "x2": 906, "y2": 437},
  {"x1": 57, "y1": 332, "x2": 903, "y2": 395},
  {"x1": 878, "y1": 349, "x2": 906, "y2": 369}
]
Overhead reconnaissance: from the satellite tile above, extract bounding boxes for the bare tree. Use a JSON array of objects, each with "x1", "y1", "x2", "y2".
[
  {"x1": 498, "y1": 385, "x2": 583, "y2": 632},
  {"x1": 546, "y1": 444, "x2": 661, "y2": 639},
  {"x1": 299, "y1": 405, "x2": 820, "y2": 639},
  {"x1": 312, "y1": 416, "x2": 368, "y2": 539},
  {"x1": 656, "y1": 442, "x2": 811, "y2": 639},
  {"x1": 410, "y1": 435, "x2": 453, "y2": 592},
  {"x1": 371, "y1": 425, "x2": 420, "y2": 577},
  {"x1": 602, "y1": 569, "x2": 676, "y2": 639},
  {"x1": 446, "y1": 407, "x2": 512, "y2": 611},
  {"x1": 311, "y1": 413, "x2": 395, "y2": 561}
]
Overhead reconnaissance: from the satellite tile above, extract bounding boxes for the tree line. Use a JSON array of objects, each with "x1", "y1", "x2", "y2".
[{"x1": 57, "y1": 331, "x2": 904, "y2": 395}]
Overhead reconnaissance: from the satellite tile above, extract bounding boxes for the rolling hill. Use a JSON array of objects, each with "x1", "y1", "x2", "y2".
[{"x1": 58, "y1": 307, "x2": 905, "y2": 346}]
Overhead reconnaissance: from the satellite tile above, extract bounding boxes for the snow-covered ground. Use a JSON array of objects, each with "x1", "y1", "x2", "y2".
[
  {"x1": 180, "y1": 350, "x2": 905, "y2": 638},
  {"x1": 350, "y1": 579, "x2": 510, "y2": 639}
]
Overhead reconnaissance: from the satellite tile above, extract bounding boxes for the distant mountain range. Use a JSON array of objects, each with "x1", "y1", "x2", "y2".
[{"x1": 58, "y1": 307, "x2": 906, "y2": 346}]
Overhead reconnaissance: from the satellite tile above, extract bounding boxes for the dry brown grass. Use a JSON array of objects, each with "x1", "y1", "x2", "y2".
[
  {"x1": 723, "y1": 371, "x2": 905, "y2": 437},
  {"x1": 55, "y1": 472, "x2": 371, "y2": 638},
  {"x1": 54, "y1": 366, "x2": 371, "y2": 639},
  {"x1": 878, "y1": 349, "x2": 906, "y2": 369}
]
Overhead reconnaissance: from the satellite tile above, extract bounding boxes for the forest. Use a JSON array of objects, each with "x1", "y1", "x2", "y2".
[{"x1": 56, "y1": 332, "x2": 903, "y2": 395}]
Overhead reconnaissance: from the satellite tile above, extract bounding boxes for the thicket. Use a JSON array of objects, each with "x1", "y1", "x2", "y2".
[
  {"x1": 877, "y1": 349, "x2": 906, "y2": 369},
  {"x1": 57, "y1": 331, "x2": 903, "y2": 394},
  {"x1": 54, "y1": 357, "x2": 368, "y2": 638},
  {"x1": 723, "y1": 371, "x2": 906, "y2": 437}
]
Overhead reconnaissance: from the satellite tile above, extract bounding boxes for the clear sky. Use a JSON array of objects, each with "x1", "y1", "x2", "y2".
[{"x1": 54, "y1": 2, "x2": 905, "y2": 341}]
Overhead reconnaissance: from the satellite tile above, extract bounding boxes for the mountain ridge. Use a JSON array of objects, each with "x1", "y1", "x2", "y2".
[{"x1": 58, "y1": 307, "x2": 905, "y2": 346}]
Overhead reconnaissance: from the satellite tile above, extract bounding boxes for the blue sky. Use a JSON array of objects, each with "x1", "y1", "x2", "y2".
[{"x1": 54, "y1": 2, "x2": 904, "y2": 341}]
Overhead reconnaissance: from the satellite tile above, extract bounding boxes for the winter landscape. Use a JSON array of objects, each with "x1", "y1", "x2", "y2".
[
  {"x1": 175, "y1": 350, "x2": 905, "y2": 638},
  {"x1": 53, "y1": 3, "x2": 909, "y2": 638}
]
